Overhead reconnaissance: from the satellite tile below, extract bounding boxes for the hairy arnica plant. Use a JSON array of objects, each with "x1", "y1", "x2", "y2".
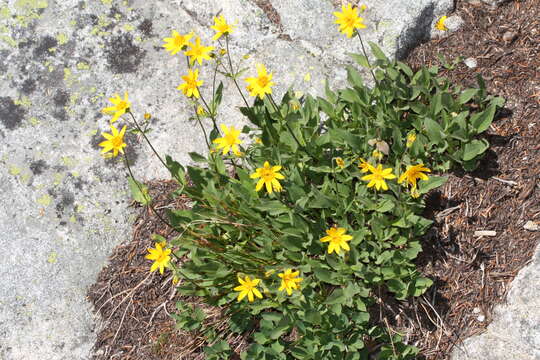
[{"x1": 98, "y1": 4, "x2": 503, "y2": 359}]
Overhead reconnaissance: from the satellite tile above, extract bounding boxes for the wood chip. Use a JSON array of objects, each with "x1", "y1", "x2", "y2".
[{"x1": 474, "y1": 230, "x2": 497, "y2": 237}]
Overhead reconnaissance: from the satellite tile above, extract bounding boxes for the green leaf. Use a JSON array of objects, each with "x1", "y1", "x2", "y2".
[
  {"x1": 325, "y1": 288, "x2": 345, "y2": 305},
  {"x1": 329, "y1": 128, "x2": 363, "y2": 151},
  {"x1": 349, "y1": 53, "x2": 370, "y2": 68},
  {"x1": 397, "y1": 61, "x2": 413, "y2": 77},
  {"x1": 368, "y1": 41, "x2": 388, "y2": 62},
  {"x1": 189, "y1": 152, "x2": 207, "y2": 163},
  {"x1": 213, "y1": 81, "x2": 224, "y2": 108},
  {"x1": 463, "y1": 139, "x2": 489, "y2": 161},
  {"x1": 313, "y1": 266, "x2": 341, "y2": 285},
  {"x1": 127, "y1": 176, "x2": 151, "y2": 205},
  {"x1": 424, "y1": 117, "x2": 445, "y2": 143},
  {"x1": 418, "y1": 175, "x2": 448, "y2": 194},
  {"x1": 471, "y1": 104, "x2": 496, "y2": 134},
  {"x1": 346, "y1": 65, "x2": 364, "y2": 88},
  {"x1": 458, "y1": 88, "x2": 478, "y2": 104}
]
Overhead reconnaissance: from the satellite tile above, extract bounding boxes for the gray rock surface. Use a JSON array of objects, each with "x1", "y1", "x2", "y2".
[
  {"x1": 451, "y1": 245, "x2": 540, "y2": 360},
  {"x1": 18, "y1": 1, "x2": 540, "y2": 360}
]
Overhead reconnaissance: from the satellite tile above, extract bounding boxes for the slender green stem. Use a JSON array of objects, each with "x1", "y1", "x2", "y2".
[
  {"x1": 127, "y1": 111, "x2": 168, "y2": 170},
  {"x1": 198, "y1": 91, "x2": 218, "y2": 132},
  {"x1": 268, "y1": 94, "x2": 305, "y2": 151},
  {"x1": 356, "y1": 32, "x2": 378, "y2": 86},
  {"x1": 225, "y1": 35, "x2": 250, "y2": 109},
  {"x1": 193, "y1": 105, "x2": 211, "y2": 151}
]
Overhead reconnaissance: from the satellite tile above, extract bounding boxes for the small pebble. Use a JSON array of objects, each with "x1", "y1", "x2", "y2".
[
  {"x1": 472, "y1": 307, "x2": 481, "y2": 314},
  {"x1": 524, "y1": 221, "x2": 539, "y2": 231},
  {"x1": 477, "y1": 314, "x2": 485, "y2": 322},
  {"x1": 502, "y1": 31, "x2": 518, "y2": 43},
  {"x1": 464, "y1": 57, "x2": 477, "y2": 69}
]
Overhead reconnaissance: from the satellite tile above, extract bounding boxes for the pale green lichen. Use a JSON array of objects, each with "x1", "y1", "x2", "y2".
[
  {"x1": 123, "y1": 23, "x2": 134, "y2": 32},
  {"x1": 69, "y1": 215, "x2": 77, "y2": 223},
  {"x1": 37, "y1": 194, "x2": 52, "y2": 206},
  {"x1": 29, "y1": 117, "x2": 40, "y2": 126}
]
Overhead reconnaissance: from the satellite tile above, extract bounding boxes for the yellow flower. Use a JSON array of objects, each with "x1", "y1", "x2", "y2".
[
  {"x1": 361, "y1": 164, "x2": 396, "y2": 191},
  {"x1": 333, "y1": 3, "x2": 367, "y2": 38},
  {"x1": 234, "y1": 275, "x2": 263, "y2": 302},
  {"x1": 435, "y1": 16, "x2": 448, "y2": 31},
  {"x1": 358, "y1": 158, "x2": 374, "y2": 173},
  {"x1": 372, "y1": 150, "x2": 383, "y2": 161},
  {"x1": 145, "y1": 242, "x2": 171, "y2": 275},
  {"x1": 398, "y1": 164, "x2": 431, "y2": 189},
  {"x1": 211, "y1": 15, "x2": 235, "y2": 40},
  {"x1": 177, "y1": 68, "x2": 203, "y2": 98},
  {"x1": 102, "y1": 92, "x2": 130, "y2": 123},
  {"x1": 254, "y1": 137, "x2": 263, "y2": 145},
  {"x1": 406, "y1": 132, "x2": 416, "y2": 148},
  {"x1": 335, "y1": 157, "x2": 345, "y2": 169},
  {"x1": 278, "y1": 269, "x2": 303, "y2": 295},
  {"x1": 320, "y1": 227, "x2": 353, "y2": 254},
  {"x1": 212, "y1": 124, "x2": 243, "y2": 156},
  {"x1": 250, "y1": 161, "x2": 285, "y2": 194},
  {"x1": 245, "y1": 64, "x2": 275, "y2": 99},
  {"x1": 185, "y1": 37, "x2": 214, "y2": 65},
  {"x1": 98, "y1": 124, "x2": 127, "y2": 157},
  {"x1": 144, "y1": 112, "x2": 151, "y2": 120},
  {"x1": 162, "y1": 30, "x2": 193, "y2": 55}
]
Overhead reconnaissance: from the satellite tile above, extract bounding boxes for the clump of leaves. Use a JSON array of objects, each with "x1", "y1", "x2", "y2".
[{"x1": 152, "y1": 41, "x2": 503, "y2": 359}]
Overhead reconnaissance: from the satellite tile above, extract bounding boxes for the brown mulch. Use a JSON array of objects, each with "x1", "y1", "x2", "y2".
[{"x1": 88, "y1": 1, "x2": 540, "y2": 359}]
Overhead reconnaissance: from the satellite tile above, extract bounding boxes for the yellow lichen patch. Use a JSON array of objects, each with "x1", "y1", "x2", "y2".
[
  {"x1": 76, "y1": 62, "x2": 90, "y2": 70},
  {"x1": 0, "y1": 35, "x2": 18, "y2": 47},
  {"x1": 75, "y1": 204, "x2": 84, "y2": 213},
  {"x1": 9, "y1": 165, "x2": 22, "y2": 176},
  {"x1": 29, "y1": 117, "x2": 39, "y2": 126},
  {"x1": 0, "y1": 6, "x2": 11, "y2": 19},
  {"x1": 37, "y1": 194, "x2": 52, "y2": 206},
  {"x1": 101, "y1": 0, "x2": 112, "y2": 5},
  {"x1": 56, "y1": 33, "x2": 68, "y2": 45},
  {"x1": 69, "y1": 93, "x2": 79, "y2": 106},
  {"x1": 123, "y1": 23, "x2": 134, "y2": 31},
  {"x1": 69, "y1": 215, "x2": 77, "y2": 223},
  {"x1": 47, "y1": 252, "x2": 57, "y2": 264},
  {"x1": 61, "y1": 156, "x2": 77, "y2": 167},
  {"x1": 20, "y1": 173, "x2": 31, "y2": 184},
  {"x1": 14, "y1": 96, "x2": 31, "y2": 107},
  {"x1": 14, "y1": 0, "x2": 48, "y2": 10},
  {"x1": 53, "y1": 172, "x2": 65, "y2": 186}
]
